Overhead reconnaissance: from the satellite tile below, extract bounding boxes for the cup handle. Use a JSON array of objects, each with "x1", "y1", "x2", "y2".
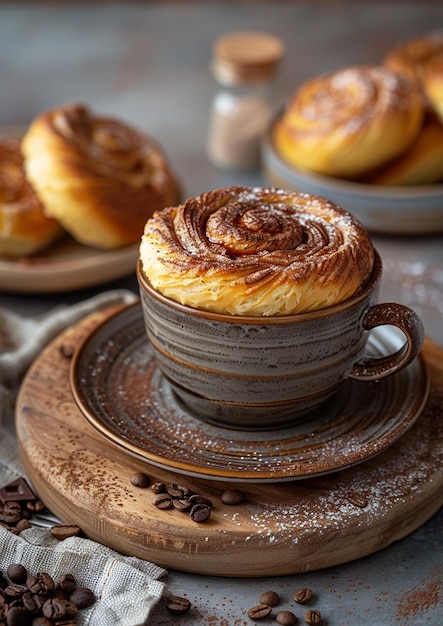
[{"x1": 348, "y1": 303, "x2": 425, "y2": 381}]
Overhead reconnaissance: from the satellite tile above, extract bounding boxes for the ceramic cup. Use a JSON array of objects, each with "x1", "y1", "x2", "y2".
[{"x1": 137, "y1": 251, "x2": 424, "y2": 429}]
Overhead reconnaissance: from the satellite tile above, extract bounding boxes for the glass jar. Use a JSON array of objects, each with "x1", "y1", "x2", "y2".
[{"x1": 207, "y1": 31, "x2": 284, "y2": 172}]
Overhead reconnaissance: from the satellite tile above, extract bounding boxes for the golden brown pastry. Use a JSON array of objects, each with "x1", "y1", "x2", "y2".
[
  {"x1": 364, "y1": 114, "x2": 443, "y2": 185},
  {"x1": 0, "y1": 134, "x2": 63, "y2": 257},
  {"x1": 21, "y1": 104, "x2": 179, "y2": 249},
  {"x1": 423, "y1": 56, "x2": 443, "y2": 121},
  {"x1": 273, "y1": 65, "x2": 424, "y2": 179},
  {"x1": 139, "y1": 186, "x2": 374, "y2": 316},
  {"x1": 383, "y1": 30, "x2": 443, "y2": 117}
]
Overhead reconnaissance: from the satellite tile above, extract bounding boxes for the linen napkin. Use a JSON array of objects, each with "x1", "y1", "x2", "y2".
[{"x1": 0, "y1": 290, "x2": 169, "y2": 626}]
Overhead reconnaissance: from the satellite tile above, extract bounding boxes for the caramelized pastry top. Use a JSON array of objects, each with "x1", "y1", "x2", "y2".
[{"x1": 140, "y1": 186, "x2": 375, "y2": 316}]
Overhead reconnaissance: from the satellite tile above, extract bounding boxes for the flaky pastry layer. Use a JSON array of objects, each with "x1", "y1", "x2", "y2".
[
  {"x1": 274, "y1": 65, "x2": 424, "y2": 179},
  {"x1": 0, "y1": 135, "x2": 63, "y2": 257},
  {"x1": 22, "y1": 104, "x2": 178, "y2": 249},
  {"x1": 140, "y1": 186, "x2": 375, "y2": 316}
]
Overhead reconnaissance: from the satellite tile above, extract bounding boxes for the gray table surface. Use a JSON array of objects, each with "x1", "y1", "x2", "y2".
[{"x1": 1, "y1": 3, "x2": 442, "y2": 625}]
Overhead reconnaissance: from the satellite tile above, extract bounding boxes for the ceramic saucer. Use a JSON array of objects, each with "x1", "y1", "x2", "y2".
[{"x1": 70, "y1": 303, "x2": 429, "y2": 482}]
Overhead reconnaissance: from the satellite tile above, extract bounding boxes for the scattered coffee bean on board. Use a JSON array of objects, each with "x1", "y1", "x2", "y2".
[
  {"x1": 152, "y1": 493, "x2": 174, "y2": 509},
  {"x1": 259, "y1": 590, "x2": 280, "y2": 606},
  {"x1": 165, "y1": 595, "x2": 191, "y2": 615},
  {"x1": 293, "y1": 587, "x2": 313, "y2": 604},
  {"x1": 304, "y1": 608, "x2": 322, "y2": 624},
  {"x1": 276, "y1": 609, "x2": 298, "y2": 625},
  {"x1": 150, "y1": 482, "x2": 166, "y2": 494},
  {"x1": 221, "y1": 488, "x2": 246, "y2": 505},
  {"x1": 247, "y1": 603, "x2": 273, "y2": 620},
  {"x1": 130, "y1": 472, "x2": 150, "y2": 488},
  {"x1": 189, "y1": 502, "x2": 211, "y2": 523},
  {"x1": 151, "y1": 484, "x2": 213, "y2": 522}
]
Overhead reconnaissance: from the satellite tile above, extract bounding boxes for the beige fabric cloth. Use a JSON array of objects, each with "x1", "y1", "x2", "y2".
[{"x1": 0, "y1": 290, "x2": 168, "y2": 625}]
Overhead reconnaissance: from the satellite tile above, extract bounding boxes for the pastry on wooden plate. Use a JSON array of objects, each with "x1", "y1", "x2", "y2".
[
  {"x1": 273, "y1": 65, "x2": 424, "y2": 179},
  {"x1": 0, "y1": 134, "x2": 63, "y2": 257},
  {"x1": 22, "y1": 103, "x2": 179, "y2": 249},
  {"x1": 140, "y1": 185, "x2": 374, "y2": 316}
]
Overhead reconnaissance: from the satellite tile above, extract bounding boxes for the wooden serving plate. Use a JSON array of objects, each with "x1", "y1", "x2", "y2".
[{"x1": 16, "y1": 304, "x2": 443, "y2": 577}]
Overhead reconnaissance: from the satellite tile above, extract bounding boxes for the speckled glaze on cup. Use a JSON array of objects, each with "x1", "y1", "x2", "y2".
[{"x1": 137, "y1": 251, "x2": 424, "y2": 428}]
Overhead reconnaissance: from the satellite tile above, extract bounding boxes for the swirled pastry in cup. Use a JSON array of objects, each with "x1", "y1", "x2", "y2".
[
  {"x1": 383, "y1": 30, "x2": 443, "y2": 118},
  {"x1": 273, "y1": 65, "x2": 424, "y2": 179},
  {"x1": 0, "y1": 135, "x2": 63, "y2": 257},
  {"x1": 21, "y1": 103, "x2": 179, "y2": 249},
  {"x1": 139, "y1": 186, "x2": 374, "y2": 316}
]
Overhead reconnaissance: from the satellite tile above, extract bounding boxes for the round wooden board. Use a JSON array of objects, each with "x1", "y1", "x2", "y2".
[{"x1": 16, "y1": 304, "x2": 443, "y2": 577}]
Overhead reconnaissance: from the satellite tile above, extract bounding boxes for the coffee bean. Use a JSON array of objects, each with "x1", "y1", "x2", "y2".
[
  {"x1": 0, "y1": 595, "x2": 7, "y2": 619},
  {"x1": 15, "y1": 519, "x2": 32, "y2": 533},
  {"x1": 165, "y1": 595, "x2": 191, "y2": 615},
  {"x1": 152, "y1": 493, "x2": 173, "y2": 509},
  {"x1": 3, "y1": 502, "x2": 21, "y2": 524},
  {"x1": 172, "y1": 498, "x2": 191, "y2": 512},
  {"x1": 247, "y1": 603, "x2": 272, "y2": 620},
  {"x1": 21, "y1": 591, "x2": 37, "y2": 614},
  {"x1": 347, "y1": 492, "x2": 368, "y2": 508},
  {"x1": 189, "y1": 502, "x2": 211, "y2": 523},
  {"x1": 188, "y1": 494, "x2": 213, "y2": 508},
  {"x1": 4, "y1": 584, "x2": 26, "y2": 600},
  {"x1": 46, "y1": 597, "x2": 78, "y2": 619},
  {"x1": 304, "y1": 609, "x2": 322, "y2": 624},
  {"x1": 28, "y1": 617, "x2": 53, "y2": 626},
  {"x1": 26, "y1": 499, "x2": 45, "y2": 514},
  {"x1": 150, "y1": 482, "x2": 166, "y2": 494},
  {"x1": 50, "y1": 524, "x2": 82, "y2": 541},
  {"x1": 130, "y1": 472, "x2": 150, "y2": 488},
  {"x1": 221, "y1": 489, "x2": 245, "y2": 505},
  {"x1": 276, "y1": 610, "x2": 298, "y2": 625},
  {"x1": 259, "y1": 590, "x2": 280, "y2": 606},
  {"x1": 5, "y1": 605, "x2": 32, "y2": 626},
  {"x1": 58, "y1": 574, "x2": 77, "y2": 594},
  {"x1": 68, "y1": 587, "x2": 96, "y2": 609},
  {"x1": 7, "y1": 564, "x2": 27, "y2": 585},
  {"x1": 26, "y1": 573, "x2": 55, "y2": 595},
  {"x1": 166, "y1": 483, "x2": 191, "y2": 498},
  {"x1": 293, "y1": 587, "x2": 313, "y2": 604}
]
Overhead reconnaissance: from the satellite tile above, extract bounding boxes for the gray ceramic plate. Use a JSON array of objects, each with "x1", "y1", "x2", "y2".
[
  {"x1": 262, "y1": 116, "x2": 443, "y2": 235},
  {"x1": 70, "y1": 303, "x2": 429, "y2": 482}
]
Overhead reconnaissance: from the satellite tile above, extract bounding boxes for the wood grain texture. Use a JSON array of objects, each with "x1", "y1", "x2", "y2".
[{"x1": 16, "y1": 305, "x2": 443, "y2": 577}]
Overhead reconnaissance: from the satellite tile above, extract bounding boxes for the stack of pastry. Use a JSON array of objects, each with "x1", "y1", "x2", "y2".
[
  {"x1": 0, "y1": 103, "x2": 178, "y2": 258},
  {"x1": 0, "y1": 134, "x2": 63, "y2": 257},
  {"x1": 274, "y1": 29, "x2": 443, "y2": 186}
]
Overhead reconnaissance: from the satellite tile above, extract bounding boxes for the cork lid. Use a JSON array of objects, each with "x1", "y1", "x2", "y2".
[{"x1": 211, "y1": 31, "x2": 285, "y2": 84}]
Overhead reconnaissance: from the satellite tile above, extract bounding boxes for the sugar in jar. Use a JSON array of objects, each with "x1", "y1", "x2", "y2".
[{"x1": 207, "y1": 31, "x2": 284, "y2": 172}]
